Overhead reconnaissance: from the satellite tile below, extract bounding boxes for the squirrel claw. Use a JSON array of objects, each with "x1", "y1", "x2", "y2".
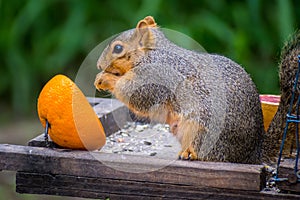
[{"x1": 178, "y1": 146, "x2": 197, "y2": 161}]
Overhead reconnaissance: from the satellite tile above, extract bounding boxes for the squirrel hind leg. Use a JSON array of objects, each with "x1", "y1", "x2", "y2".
[
  {"x1": 175, "y1": 119, "x2": 202, "y2": 161},
  {"x1": 178, "y1": 145, "x2": 198, "y2": 160}
]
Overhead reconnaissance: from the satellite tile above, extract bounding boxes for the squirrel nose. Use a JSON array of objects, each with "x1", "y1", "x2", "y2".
[
  {"x1": 97, "y1": 80, "x2": 102, "y2": 86},
  {"x1": 94, "y1": 73, "x2": 103, "y2": 90},
  {"x1": 94, "y1": 79, "x2": 101, "y2": 89}
]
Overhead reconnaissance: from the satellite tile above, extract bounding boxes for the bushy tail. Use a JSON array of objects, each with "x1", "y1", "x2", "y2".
[{"x1": 262, "y1": 30, "x2": 300, "y2": 164}]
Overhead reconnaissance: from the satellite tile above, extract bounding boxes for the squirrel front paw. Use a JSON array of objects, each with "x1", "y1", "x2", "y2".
[
  {"x1": 178, "y1": 145, "x2": 198, "y2": 160},
  {"x1": 94, "y1": 72, "x2": 120, "y2": 92}
]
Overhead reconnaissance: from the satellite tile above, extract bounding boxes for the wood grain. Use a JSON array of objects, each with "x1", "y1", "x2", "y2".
[{"x1": 15, "y1": 171, "x2": 299, "y2": 200}]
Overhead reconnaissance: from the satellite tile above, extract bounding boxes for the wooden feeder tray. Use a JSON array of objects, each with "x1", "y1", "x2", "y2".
[{"x1": 0, "y1": 98, "x2": 300, "y2": 199}]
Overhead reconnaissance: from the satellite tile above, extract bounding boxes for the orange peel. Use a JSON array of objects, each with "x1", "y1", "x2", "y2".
[{"x1": 37, "y1": 74, "x2": 106, "y2": 150}]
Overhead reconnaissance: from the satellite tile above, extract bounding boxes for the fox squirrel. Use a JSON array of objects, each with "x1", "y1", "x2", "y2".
[{"x1": 94, "y1": 16, "x2": 300, "y2": 164}]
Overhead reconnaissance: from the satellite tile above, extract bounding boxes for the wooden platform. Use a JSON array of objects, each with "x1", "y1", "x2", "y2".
[
  {"x1": 0, "y1": 97, "x2": 299, "y2": 199},
  {"x1": 0, "y1": 143, "x2": 297, "y2": 200}
]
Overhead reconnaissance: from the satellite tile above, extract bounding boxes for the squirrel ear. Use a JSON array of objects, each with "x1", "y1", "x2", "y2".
[
  {"x1": 136, "y1": 16, "x2": 157, "y2": 29},
  {"x1": 135, "y1": 16, "x2": 157, "y2": 49}
]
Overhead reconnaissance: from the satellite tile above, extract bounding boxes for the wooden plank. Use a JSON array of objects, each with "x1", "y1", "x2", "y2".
[
  {"x1": 15, "y1": 172, "x2": 245, "y2": 200},
  {"x1": 276, "y1": 159, "x2": 300, "y2": 193},
  {"x1": 28, "y1": 134, "x2": 58, "y2": 148},
  {"x1": 88, "y1": 97, "x2": 149, "y2": 133},
  {"x1": 1, "y1": 144, "x2": 300, "y2": 199},
  {"x1": 91, "y1": 97, "x2": 131, "y2": 136},
  {"x1": 15, "y1": 172, "x2": 300, "y2": 200},
  {"x1": 0, "y1": 144, "x2": 263, "y2": 191}
]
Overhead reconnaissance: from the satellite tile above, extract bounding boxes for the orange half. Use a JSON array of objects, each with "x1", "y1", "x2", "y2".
[{"x1": 37, "y1": 74, "x2": 106, "y2": 150}]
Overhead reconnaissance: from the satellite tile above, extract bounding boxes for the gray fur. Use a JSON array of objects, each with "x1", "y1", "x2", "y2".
[{"x1": 107, "y1": 27, "x2": 264, "y2": 164}]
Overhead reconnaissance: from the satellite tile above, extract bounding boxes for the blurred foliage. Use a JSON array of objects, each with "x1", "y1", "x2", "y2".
[{"x1": 0, "y1": 0, "x2": 300, "y2": 118}]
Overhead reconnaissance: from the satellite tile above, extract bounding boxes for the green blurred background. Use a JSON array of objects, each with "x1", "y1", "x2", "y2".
[{"x1": 0, "y1": 0, "x2": 299, "y2": 199}]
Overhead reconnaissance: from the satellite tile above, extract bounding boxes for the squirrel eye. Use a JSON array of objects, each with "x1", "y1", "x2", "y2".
[{"x1": 112, "y1": 44, "x2": 123, "y2": 54}]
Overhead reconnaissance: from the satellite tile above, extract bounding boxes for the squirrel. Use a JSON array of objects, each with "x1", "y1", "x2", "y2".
[
  {"x1": 94, "y1": 16, "x2": 300, "y2": 164},
  {"x1": 262, "y1": 30, "x2": 300, "y2": 163}
]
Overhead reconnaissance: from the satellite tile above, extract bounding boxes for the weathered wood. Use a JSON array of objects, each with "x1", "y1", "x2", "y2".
[
  {"x1": 1, "y1": 97, "x2": 299, "y2": 199},
  {"x1": 15, "y1": 172, "x2": 300, "y2": 200},
  {"x1": 0, "y1": 144, "x2": 262, "y2": 191},
  {"x1": 276, "y1": 159, "x2": 300, "y2": 193},
  {"x1": 28, "y1": 134, "x2": 58, "y2": 148},
  {"x1": 88, "y1": 97, "x2": 149, "y2": 130},
  {"x1": 88, "y1": 97, "x2": 131, "y2": 136},
  {"x1": 0, "y1": 144, "x2": 271, "y2": 199},
  {"x1": 16, "y1": 172, "x2": 251, "y2": 200},
  {"x1": 1, "y1": 144, "x2": 300, "y2": 199},
  {"x1": 91, "y1": 97, "x2": 131, "y2": 136}
]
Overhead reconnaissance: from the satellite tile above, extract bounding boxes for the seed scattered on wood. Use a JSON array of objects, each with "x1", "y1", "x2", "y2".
[
  {"x1": 117, "y1": 138, "x2": 124, "y2": 143},
  {"x1": 149, "y1": 152, "x2": 157, "y2": 156},
  {"x1": 135, "y1": 124, "x2": 148, "y2": 132},
  {"x1": 143, "y1": 141, "x2": 152, "y2": 145},
  {"x1": 123, "y1": 147, "x2": 134, "y2": 152},
  {"x1": 100, "y1": 122, "x2": 180, "y2": 159}
]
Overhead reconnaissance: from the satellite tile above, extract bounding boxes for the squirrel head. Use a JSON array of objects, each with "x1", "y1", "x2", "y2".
[{"x1": 97, "y1": 16, "x2": 158, "y2": 76}]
